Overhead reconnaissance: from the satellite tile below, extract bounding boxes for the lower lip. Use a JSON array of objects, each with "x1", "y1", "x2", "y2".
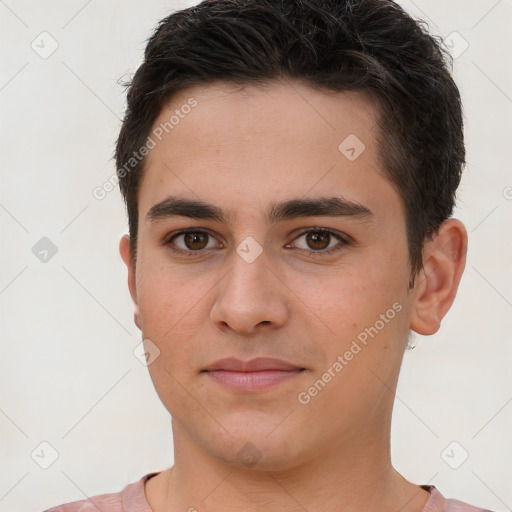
[{"x1": 204, "y1": 369, "x2": 304, "y2": 391}]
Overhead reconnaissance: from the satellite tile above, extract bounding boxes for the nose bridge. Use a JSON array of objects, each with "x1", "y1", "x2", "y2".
[
  {"x1": 210, "y1": 242, "x2": 288, "y2": 333},
  {"x1": 224, "y1": 229, "x2": 272, "y2": 289},
  {"x1": 223, "y1": 243, "x2": 273, "y2": 305}
]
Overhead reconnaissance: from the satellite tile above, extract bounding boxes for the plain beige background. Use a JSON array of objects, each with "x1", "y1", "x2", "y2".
[{"x1": 1, "y1": 1, "x2": 511, "y2": 511}]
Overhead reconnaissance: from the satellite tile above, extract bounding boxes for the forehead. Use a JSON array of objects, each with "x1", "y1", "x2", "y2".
[
  {"x1": 138, "y1": 80, "x2": 396, "y2": 224},
  {"x1": 149, "y1": 80, "x2": 379, "y2": 152}
]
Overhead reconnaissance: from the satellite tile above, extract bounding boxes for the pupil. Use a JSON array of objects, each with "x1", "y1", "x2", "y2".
[
  {"x1": 307, "y1": 232, "x2": 329, "y2": 250},
  {"x1": 185, "y1": 232, "x2": 207, "y2": 250}
]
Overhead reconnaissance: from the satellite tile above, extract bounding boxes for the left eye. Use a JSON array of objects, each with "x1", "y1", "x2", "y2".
[{"x1": 291, "y1": 229, "x2": 344, "y2": 252}]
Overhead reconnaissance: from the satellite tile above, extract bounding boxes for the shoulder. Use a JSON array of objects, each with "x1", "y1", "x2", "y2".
[
  {"x1": 43, "y1": 493, "x2": 121, "y2": 512},
  {"x1": 423, "y1": 485, "x2": 496, "y2": 512},
  {"x1": 42, "y1": 472, "x2": 160, "y2": 512},
  {"x1": 43, "y1": 488, "x2": 125, "y2": 512},
  {"x1": 445, "y1": 498, "x2": 496, "y2": 512}
]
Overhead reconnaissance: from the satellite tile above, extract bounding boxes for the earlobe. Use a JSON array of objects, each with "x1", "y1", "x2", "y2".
[
  {"x1": 119, "y1": 234, "x2": 142, "y2": 330},
  {"x1": 410, "y1": 219, "x2": 468, "y2": 336}
]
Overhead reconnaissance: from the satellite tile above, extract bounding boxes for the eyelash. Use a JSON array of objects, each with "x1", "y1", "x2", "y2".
[{"x1": 163, "y1": 227, "x2": 350, "y2": 257}]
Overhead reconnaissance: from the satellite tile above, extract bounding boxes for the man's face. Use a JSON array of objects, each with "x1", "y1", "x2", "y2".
[{"x1": 122, "y1": 80, "x2": 417, "y2": 470}]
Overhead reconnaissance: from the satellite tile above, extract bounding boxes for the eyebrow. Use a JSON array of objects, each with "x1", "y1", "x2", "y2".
[{"x1": 145, "y1": 195, "x2": 373, "y2": 224}]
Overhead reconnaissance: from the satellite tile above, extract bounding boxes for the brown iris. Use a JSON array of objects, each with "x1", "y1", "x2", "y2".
[
  {"x1": 184, "y1": 232, "x2": 209, "y2": 250},
  {"x1": 306, "y1": 231, "x2": 330, "y2": 250}
]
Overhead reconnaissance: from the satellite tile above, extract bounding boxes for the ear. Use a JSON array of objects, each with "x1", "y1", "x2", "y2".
[
  {"x1": 119, "y1": 234, "x2": 142, "y2": 330},
  {"x1": 410, "y1": 219, "x2": 468, "y2": 335}
]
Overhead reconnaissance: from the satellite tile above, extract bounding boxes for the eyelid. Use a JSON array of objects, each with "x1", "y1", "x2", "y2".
[
  {"x1": 162, "y1": 227, "x2": 223, "y2": 248},
  {"x1": 292, "y1": 226, "x2": 350, "y2": 242},
  {"x1": 288, "y1": 227, "x2": 351, "y2": 255},
  {"x1": 163, "y1": 226, "x2": 351, "y2": 255}
]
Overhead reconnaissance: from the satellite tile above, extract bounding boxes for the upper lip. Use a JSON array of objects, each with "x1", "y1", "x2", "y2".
[{"x1": 203, "y1": 357, "x2": 304, "y2": 372}]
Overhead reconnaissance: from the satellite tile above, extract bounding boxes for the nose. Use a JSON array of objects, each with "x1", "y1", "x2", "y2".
[{"x1": 210, "y1": 250, "x2": 289, "y2": 336}]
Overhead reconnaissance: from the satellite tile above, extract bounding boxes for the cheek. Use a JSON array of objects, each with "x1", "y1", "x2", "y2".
[
  {"x1": 304, "y1": 261, "x2": 407, "y2": 334},
  {"x1": 300, "y1": 250, "x2": 411, "y2": 389},
  {"x1": 135, "y1": 267, "x2": 202, "y2": 378},
  {"x1": 136, "y1": 254, "x2": 202, "y2": 330},
  {"x1": 296, "y1": 272, "x2": 409, "y2": 429}
]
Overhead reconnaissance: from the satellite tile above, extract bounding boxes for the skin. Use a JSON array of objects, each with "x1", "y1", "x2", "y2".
[{"x1": 119, "y1": 80, "x2": 467, "y2": 512}]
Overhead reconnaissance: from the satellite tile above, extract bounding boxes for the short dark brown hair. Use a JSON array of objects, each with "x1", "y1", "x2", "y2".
[{"x1": 115, "y1": 0, "x2": 464, "y2": 284}]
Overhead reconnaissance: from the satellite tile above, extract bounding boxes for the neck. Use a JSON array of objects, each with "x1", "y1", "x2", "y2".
[{"x1": 146, "y1": 418, "x2": 430, "y2": 512}]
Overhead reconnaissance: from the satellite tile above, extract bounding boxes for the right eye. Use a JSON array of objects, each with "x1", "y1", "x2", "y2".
[{"x1": 166, "y1": 229, "x2": 223, "y2": 254}]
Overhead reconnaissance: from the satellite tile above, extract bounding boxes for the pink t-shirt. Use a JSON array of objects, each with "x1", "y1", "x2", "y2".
[{"x1": 43, "y1": 472, "x2": 494, "y2": 512}]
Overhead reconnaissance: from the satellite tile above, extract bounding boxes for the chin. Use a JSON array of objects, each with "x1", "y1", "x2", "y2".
[{"x1": 203, "y1": 416, "x2": 309, "y2": 472}]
